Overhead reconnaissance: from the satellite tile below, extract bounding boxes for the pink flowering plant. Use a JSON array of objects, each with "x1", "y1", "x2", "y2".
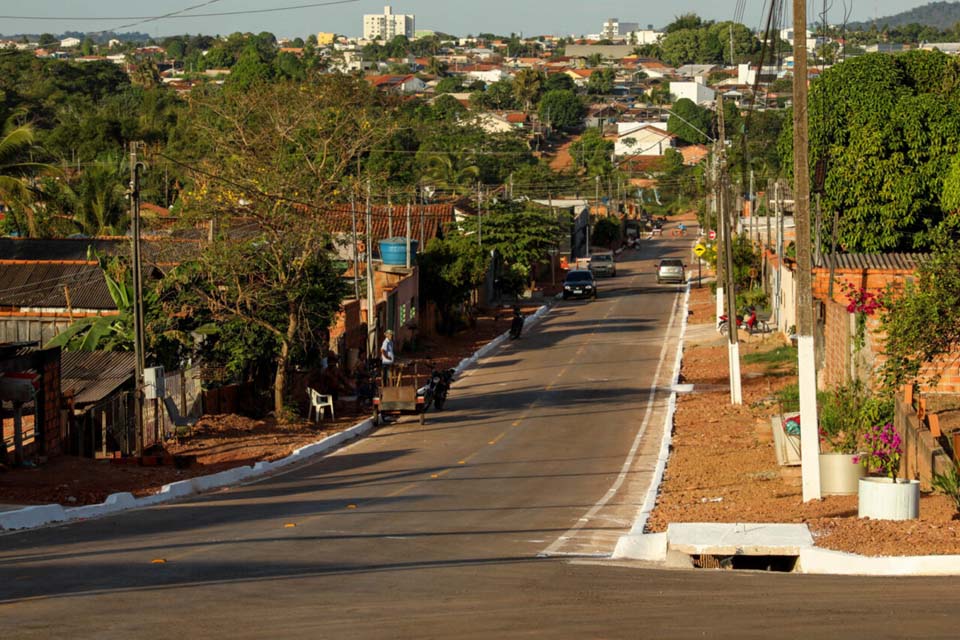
[
  {"x1": 854, "y1": 422, "x2": 902, "y2": 480},
  {"x1": 838, "y1": 281, "x2": 885, "y2": 351}
]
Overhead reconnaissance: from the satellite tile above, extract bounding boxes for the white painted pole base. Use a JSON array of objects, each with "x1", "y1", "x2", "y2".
[
  {"x1": 798, "y1": 335, "x2": 822, "y2": 501},
  {"x1": 728, "y1": 341, "x2": 743, "y2": 404},
  {"x1": 716, "y1": 286, "x2": 724, "y2": 328}
]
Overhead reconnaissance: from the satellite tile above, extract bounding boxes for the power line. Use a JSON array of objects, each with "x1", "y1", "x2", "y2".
[{"x1": 0, "y1": 0, "x2": 359, "y2": 22}]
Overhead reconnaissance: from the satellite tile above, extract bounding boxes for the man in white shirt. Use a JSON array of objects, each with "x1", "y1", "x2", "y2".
[{"x1": 380, "y1": 329, "x2": 395, "y2": 386}]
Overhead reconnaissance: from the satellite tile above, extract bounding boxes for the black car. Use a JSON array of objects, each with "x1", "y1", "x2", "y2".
[{"x1": 563, "y1": 269, "x2": 598, "y2": 300}]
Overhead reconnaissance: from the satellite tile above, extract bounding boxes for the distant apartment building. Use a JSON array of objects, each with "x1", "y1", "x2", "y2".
[
  {"x1": 602, "y1": 18, "x2": 639, "y2": 40},
  {"x1": 363, "y1": 5, "x2": 415, "y2": 41},
  {"x1": 316, "y1": 32, "x2": 336, "y2": 45}
]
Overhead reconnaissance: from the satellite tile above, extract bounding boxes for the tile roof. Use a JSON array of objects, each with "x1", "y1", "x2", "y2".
[
  {"x1": 60, "y1": 350, "x2": 135, "y2": 405},
  {"x1": 318, "y1": 203, "x2": 465, "y2": 249}
]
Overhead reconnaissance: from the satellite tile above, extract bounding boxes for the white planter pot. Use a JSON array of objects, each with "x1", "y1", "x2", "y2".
[
  {"x1": 819, "y1": 453, "x2": 866, "y2": 496},
  {"x1": 858, "y1": 477, "x2": 920, "y2": 520}
]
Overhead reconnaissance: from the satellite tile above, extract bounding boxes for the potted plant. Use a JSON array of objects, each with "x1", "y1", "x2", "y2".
[
  {"x1": 817, "y1": 382, "x2": 868, "y2": 495},
  {"x1": 856, "y1": 422, "x2": 920, "y2": 520}
]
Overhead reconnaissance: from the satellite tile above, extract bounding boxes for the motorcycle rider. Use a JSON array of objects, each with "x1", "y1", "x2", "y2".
[{"x1": 510, "y1": 305, "x2": 524, "y2": 339}]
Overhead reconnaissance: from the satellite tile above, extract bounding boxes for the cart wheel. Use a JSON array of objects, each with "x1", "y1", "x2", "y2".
[
  {"x1": 419, "y1": 412, "x2": 426, "y2": 425},
  {"x1": 373, "y1": 409, "x2": 381, "y2": 426}
]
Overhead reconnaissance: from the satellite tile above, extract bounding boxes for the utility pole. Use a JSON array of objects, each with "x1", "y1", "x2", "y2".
[
  {"x1": 713, "y1": 141, "x2": 724, "y2": 323},
  {"x1": 365, "y1": 180, "x2": 377, "y2": 361},
  {"x1": 477, "y1": 181, "x2": 482, "y2": 246},
  {"x1": 351, "y1": 194, "x2": 360, "y2": 300},
  {"x1": 793, "y1": 0, "x2": 822, "y2": 501},
  {"x1": 718, "y1": 96, "x2": 742, "y2": 405},
  {"x1": 405, "y1": 200, "x2": 412, "y2": 269},
  {"x1": 128, "y1": 141, "x2": 146, "y2": 457},
  {"x1": 749, "y1": 169, "x2": 755, "y2": 244}
]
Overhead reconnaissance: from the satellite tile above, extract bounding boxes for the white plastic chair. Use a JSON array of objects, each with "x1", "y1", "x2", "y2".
[{"x1": 307, "y1": 387, "x2": 335, "y2": 422}]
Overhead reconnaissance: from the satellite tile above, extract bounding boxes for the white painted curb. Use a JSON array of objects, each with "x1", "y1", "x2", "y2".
[
  {"x1": 798, "y1": 547, "x2": 960, "y2": 576},
  {"x1": 453, "y1": 302, "x2": 552, "y2": 378},
  {"x1": 0, "y1": 418, "x2": 374, "y2": 532}
]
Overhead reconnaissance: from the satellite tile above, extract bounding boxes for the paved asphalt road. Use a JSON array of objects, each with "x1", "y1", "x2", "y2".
[{"x1": 3, "y1": 236, "x2": 960, "y2": 639}]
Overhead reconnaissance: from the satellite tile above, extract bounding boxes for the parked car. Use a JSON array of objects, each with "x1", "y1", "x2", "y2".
[
  {"x1": 656, "y1": 258, "x2": 686, "y2": 284},
  {"x1": 588, "y1": 251, "x2": 616, "y2": 277},
  {"x1": 562, "y1": 269, "x2": 598, "y2": 300}
]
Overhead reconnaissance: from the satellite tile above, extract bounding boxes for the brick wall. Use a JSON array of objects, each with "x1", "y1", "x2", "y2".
[{"x1": 41, "y1": 352, "x2": 62, "y2": 456}]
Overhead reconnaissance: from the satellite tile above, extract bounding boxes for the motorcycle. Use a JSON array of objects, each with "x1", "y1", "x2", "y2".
[
  {"x1": 431, "y1": 368, "x2": 455, "y2": 410},
  {"x1": 418, "y1": 367, "x2": 455, "y2": 411},
  {"x1": 509, "y1": 307, "x2": 525, "y2": 339},
  {"x1": 718, "y1": 307, "x2": 758, "y2": 335}
]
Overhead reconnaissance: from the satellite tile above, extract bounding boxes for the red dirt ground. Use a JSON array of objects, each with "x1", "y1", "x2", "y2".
[{"x1": 647, "y1": 285, "x2": 960, "y2": 557}]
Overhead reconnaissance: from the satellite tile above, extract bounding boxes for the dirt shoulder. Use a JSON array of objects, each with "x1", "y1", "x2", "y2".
[{"x1": 647, "y1": 285, "x2": 960, "y2": 557}]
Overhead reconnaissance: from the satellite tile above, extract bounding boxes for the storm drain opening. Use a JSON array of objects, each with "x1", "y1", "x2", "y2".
[{"x1": 692, "y1": 553, "x2": 798, "y2": 572}]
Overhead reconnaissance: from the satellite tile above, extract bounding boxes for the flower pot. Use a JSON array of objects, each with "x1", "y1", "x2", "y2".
[
  {"x1": 857, "y1": 477, "x2": 920, "y2": 520},
  {"x1": 819, "y1": 453, "x2": 866, "y2": 496}
]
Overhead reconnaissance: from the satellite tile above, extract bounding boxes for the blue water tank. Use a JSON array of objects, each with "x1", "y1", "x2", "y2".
[{"x1": 379, "y1": 237, "x2": 419, "y2": 265}]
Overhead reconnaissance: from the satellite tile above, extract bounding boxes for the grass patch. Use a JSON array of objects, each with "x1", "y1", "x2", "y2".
[{"x1": 743, "y1": 344, "x2": 797, "y2": 366}]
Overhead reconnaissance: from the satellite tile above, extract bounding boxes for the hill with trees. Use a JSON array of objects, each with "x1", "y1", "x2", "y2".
[{"x1": 848, "y1": 1, "x2": 960, "y2": 29}]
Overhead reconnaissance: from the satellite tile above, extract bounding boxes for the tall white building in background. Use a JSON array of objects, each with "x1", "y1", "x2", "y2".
[
  {"x1": 363, "y1": 5, "x2": 415, "y2": 41},
  {"x1": 602, "y1": 18, "x2": 639, "y2": 40}
]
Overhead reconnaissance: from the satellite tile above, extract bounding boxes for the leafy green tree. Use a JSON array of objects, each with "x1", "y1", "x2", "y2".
[
  {"x1": 544, "y1": 72, "x2": 575, "y2": 92},
  {"x1": 538, "y1": 89, "x2": 584, "y2": 130},
  {"x1": 570, "y1": 128, "x2": 614, "y2": 176},
  {"x1": 879, "y1": 244, "x2": 960, "y2": 389},
  {"x1": 469, "y1": 79, "x2": 519, "y2": 110},
  {"x1": 60, "y1": 156, "x2": 128, "y2": 236},
  {"x1": 435, "y1": 76, "x2": 464, "y2": 93},
  {"x1": 592, "y1": 216, "x2": 621, "y2": 247},
  {"x1": 431, "y1": 94, "x2": 467, "y2": 121},
  {"x1": 175, "y1": 76, "x2": 391, "y2": 415},
  {"x1": 0, "y1": 113, "x2": 54, "y2": 237},
  {"x1": 664, "y1": 13, "x2": 704, "y2": 33},
  {"x1": 792, "y1": 50, "x2": 960, "y2": 251},
  {"x1": 667, "y1": 97, "x2": 713, "y2": 144},
  {"x1": 227, "y1": 46, "x2": 274, "y2": 90},
  {"x1": 460, "y1": 201, "x2": 561, "y2": 288},
  {"x1": 586, "y1": 67, "x2": 615, "y2": 95},
  {"x1": 38, "y1": 33, "x2": 58, "y2": 47},
  {"x1": 417, "y1": 235, "x2": 489, "y2": 334},
  {"x1": 512, "y1": 68, "x2": 545, "y2": 112}
]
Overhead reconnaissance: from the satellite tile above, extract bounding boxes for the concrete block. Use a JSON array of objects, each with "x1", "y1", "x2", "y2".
[
  {"x1": 0, "y1": 504, "x2": 67, "y2": 530},
  {"x1": 799, "y1": 547, "x2": 960, "y2": 576},
  {"x1": 158, "y1": 479, "x2": 196, "y2": 500},
  {"x1": 612, "y1": 532, "x2": 667, "y2": 561},
  {"x1": 666, "y1": 523, "x2": 813, "y2": 556}
]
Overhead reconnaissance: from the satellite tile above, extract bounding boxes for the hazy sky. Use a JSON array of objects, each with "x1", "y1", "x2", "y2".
[{"x1": 0, "y1": 0, "x2": 940, "y2": 39}]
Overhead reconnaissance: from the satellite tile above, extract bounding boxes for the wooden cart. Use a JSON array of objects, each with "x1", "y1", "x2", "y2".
[{"x1": 372, "y1": 363, "x2": 428, "y2": 425}]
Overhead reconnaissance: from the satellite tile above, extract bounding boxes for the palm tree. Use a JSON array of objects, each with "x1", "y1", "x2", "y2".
[
  {"x1": 68, "y1": 156, "x2": 129, "y2": 236},
  {"x1": 512, "y1": 69, "x2": 545, "y2": 114},
  {"x1": 423, "y1": 150, "x2": 480, "y2": 196},
  {"x1": 0, "y1": 112, "x2": 54, "y2": 237}
]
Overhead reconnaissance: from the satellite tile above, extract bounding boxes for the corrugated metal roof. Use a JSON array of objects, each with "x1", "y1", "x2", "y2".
[
  {"x1": 0, "y1": 263, "x2": 114, "y2": 309},
  {"x1": 820, "y1": 253, "x2": 928, "y2": 271},
  {"x1": 60, "y1": 351, "x2": 135, "y2": 405}
]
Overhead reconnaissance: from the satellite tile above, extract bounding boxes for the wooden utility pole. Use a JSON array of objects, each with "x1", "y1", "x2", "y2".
[
  {"x1": 350, "y1": 195, "x2": 360, "y2": 300},
  {"x1": 128, "y1": 141, "x2": 146, "y2": 457},
  {"x1": 365, "y1": 180, "x2": 377, "y2": 360},
  {"x1": 718, "y1": 96, "x2": 743, "y2": 405},
  {"x1": 793, "y1": 0, "x2": 822, "y2": 500}
]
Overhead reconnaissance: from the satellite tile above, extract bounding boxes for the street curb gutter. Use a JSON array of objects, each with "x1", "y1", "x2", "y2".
[
  {"x1": 609, "y1": 282, "x2": 960, "y2": 576},
  {"x1": 0, "y1": 303, "x2": 557, "y2": 533},
  {"x1": 0, "y1": 418, "x2": 375, "y2": 532}
]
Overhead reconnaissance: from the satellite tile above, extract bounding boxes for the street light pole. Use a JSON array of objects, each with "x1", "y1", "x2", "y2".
[{"x1": 128, "y1": 141, "x2": 146, "y2": 457}]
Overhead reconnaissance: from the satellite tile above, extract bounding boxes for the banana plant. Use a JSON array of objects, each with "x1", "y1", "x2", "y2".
[{"x1": 46, "y1": 251, "x2": 135, "y2": 352}]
